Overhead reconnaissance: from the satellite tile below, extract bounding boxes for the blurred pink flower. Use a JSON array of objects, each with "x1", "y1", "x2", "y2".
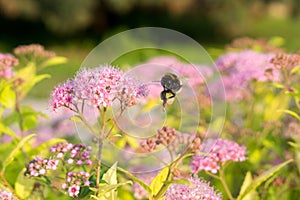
[
  {"x1": 165, "y1": 176, "x2": 222, "y2": 200},
  {"x1": 0, "y1": 189, "x2": 18, "y2": 200},
  {"x1": 0, "y1": 53, "x2": 18, "y2": 78},
  {"x1": 191, "y1": 138, "x2": 246, "y2": 174},
  {"x1": 214, "y1": 50, "x2": 281, "y2": 101}
]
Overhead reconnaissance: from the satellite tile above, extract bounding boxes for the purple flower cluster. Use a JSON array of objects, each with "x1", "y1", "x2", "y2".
[
  {"x1": 165, "y1": 176, "x2": 222, "y2": 200},
  {"x1": 0, "y1": 189, "x2": 18, "y2": 200},
  {"x1": 0, "y1": 53, "x2": 19, "y2": 78},
  {"x1": 50, "y1": 142, "x2": 92, "y2": 166},
  {"x1": 25, "y1": 156, "x2": 59, "y2": 177},
  {"x1": 50, "y1": 66, "x2": 148, "y2": 111},
  {"x1": 215, "y1": 50, "x2": 281, "y2": 101},
  {"x1": 61, "y1": 171, "x2": 91, "y2": 197},
  {"x1": 25, "y1": 142, "x2": 93, "y2": 198},
  {"x1": 191, "y1": 139, "x2": 246, "y2": 174}
]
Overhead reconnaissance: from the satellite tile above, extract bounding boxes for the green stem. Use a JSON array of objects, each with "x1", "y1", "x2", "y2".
[
  {"x1": 219, "y1": 167, "x2": 235, "y2": 200},
  {"x1": 96, "y1": 107, "x2": 107, "y2": 188}
]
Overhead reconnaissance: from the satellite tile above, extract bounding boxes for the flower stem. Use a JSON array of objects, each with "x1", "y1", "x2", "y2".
[
  {"x1": 219, "y1": 167, "x2": 235, "y2": 200},
  {"x1": 96, "y1": 107, "x2": 107, "y2": 188}
]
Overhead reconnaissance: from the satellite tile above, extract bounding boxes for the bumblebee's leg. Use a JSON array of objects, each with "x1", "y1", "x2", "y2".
[{"x1": 160, "y1": 90, "x2": 168, "y2": 109}]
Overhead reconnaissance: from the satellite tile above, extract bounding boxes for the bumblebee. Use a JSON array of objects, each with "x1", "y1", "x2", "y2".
[{"x1": 160, "y1": 73, "x2": 182, "y2": 110}]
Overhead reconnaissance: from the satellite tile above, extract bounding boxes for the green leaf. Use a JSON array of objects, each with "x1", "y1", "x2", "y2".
[
  {"x1": 0, "y1": 84, "x2": 16, "y2": 108},
  {"x1": 41, "y1": 56, "x2": 68, "y2": 69},
  {"x1": 272, "y1": 82, "x2": 285, "y2": 89},
  {"x1": 165, "y1": 178, "x2": 191, "y2": 186},
  {"x1": 295, "y1": 151, "x2": 300, "y2": 175},
  {"x1": 28, "y1": 138, "x2": 66, "y2": 157},
  {"x1": 98, "y1": 162, "x2": 118, "y2": 200},
  {"x1": 238, "y1": 172, "x2": 259, "y2": 200},
  {"x1": 20, "y1": 74, "x2": 51, "y2": 99},
  {"x1": 150, "y1": 166, "x2": 170, "y2": 197},
  {"x1": 0, "y1": 122, "x2": 19, "y2": 139},
  {"x1": 264, "y1": 92, "x2": 290, "y2": 121},
  {"x1": 1, "y1": 134, "x2": 35, "y2": 173},
  {"x1": 15, "y1": 169, "x2": 35, "y2": 198},
  {"x1": 237, "y1": 159, "x2": 293, "y2": 200},
  {"x1": 117, "y1": 167, "x2": 151, "y2": 194},
  {"x1": 268, "y1": 36, "x2": 285, "y2": 47},
  {"x1": 17, "y1": 62, "x2": 36, "y2": 80},
  {"x1": 70, "y1": 115, "x2": 82, "y2": 122},
  {"x1": 94, "y1": 181, "x2": 132, "y2": 199},
  {"x1": 291, "y1": 65, "x2": 300, "y2": 74},
  {"x1": 277, "y1": 109, "x2": 300, "y2": 121},
  {"x1": 19, "y1": 106, "x2": 47, "y2": 131}
]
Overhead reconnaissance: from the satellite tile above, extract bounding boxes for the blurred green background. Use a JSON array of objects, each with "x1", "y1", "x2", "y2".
[{"x1": 1, "y1": 0, "x2": 300, "y2": 98}]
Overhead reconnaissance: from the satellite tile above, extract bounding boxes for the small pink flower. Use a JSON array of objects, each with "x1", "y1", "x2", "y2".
[
  {"x1": 39, "y1": 169, "x2": 46, "y2": 175},
  {"x1": 67, "y1": 158, "x2": 74, "y2": 164},
  {"x1": 61, "y1": 183, "x2": 68, "y2": 189},
  {"x1": 56, "y1": 152, "x2": 64, "y2": 158},
  {"x1": 68, "y1": 184, "x2": 80, "y2": 197}
]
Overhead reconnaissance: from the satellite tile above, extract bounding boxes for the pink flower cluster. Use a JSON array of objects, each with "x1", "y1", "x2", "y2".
[
  {"x1": 191, "y1": 139, "x2": 246, "y2": 174},
  {"x1": 25, "y1": 156, "x2": 59, "y2": 177},
  {"x1": 50, "y1": 142, "x2": 92, "y2": 166},
  {"x1": 0, "y1": 189, "x2": 18, "y2": 200},
  {"x1": 26, "y1": 142, "x2": 93, "y2": 198},
  {"x1": 0, "y1": 53, "x2": 19, "y2": 78},
  {"x1": 50, "y1": 66, "x2": 148, "y2": 111},
  {"x1": 50, "y1": 80, "x2": 74, "y2": 110},
  {"x1": 165, "y1": 176, "x2": 222, "y2": 200},
  {"x1": 61, "y1": 171, "x2": 91, "y2": 197},
  {"x1": 215, "y1": 50, "x2": 281, "y2": 101}
]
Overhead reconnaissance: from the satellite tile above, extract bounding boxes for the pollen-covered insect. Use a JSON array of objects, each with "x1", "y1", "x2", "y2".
[{"x1": 160, "y1": 73, "x2": 182, "y2": 110}]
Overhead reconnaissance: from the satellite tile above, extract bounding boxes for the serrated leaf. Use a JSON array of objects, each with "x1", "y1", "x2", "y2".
[
  {"x1": 239, "y1": 172, "x2": 259, "y2": 200},
  {"x1": 1, "y1": 134, "x2": 35, "y2": 173},
  {"x1": 15, "y1": 169, "x2": 35, "y2": 198},
  {"x1": 237, "y1": 159, "x2": 293, "y2": 200},
  {"x1": 277, "y1": 109, "x2": 300, "y2": 121},
  {"x1": 41, "y1": 56, "x2": 67, "y2": 69},
  {"x1": 150, "y1": 167, "x2": 170, "y2": 198},
  {"x1": 117, "y1": 167, "x2": 151, "y2": 194}
]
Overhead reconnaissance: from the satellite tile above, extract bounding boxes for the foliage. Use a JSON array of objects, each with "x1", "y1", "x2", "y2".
[{"x1": 1, "y1": 38, "x2": 299, "y2": 200}]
